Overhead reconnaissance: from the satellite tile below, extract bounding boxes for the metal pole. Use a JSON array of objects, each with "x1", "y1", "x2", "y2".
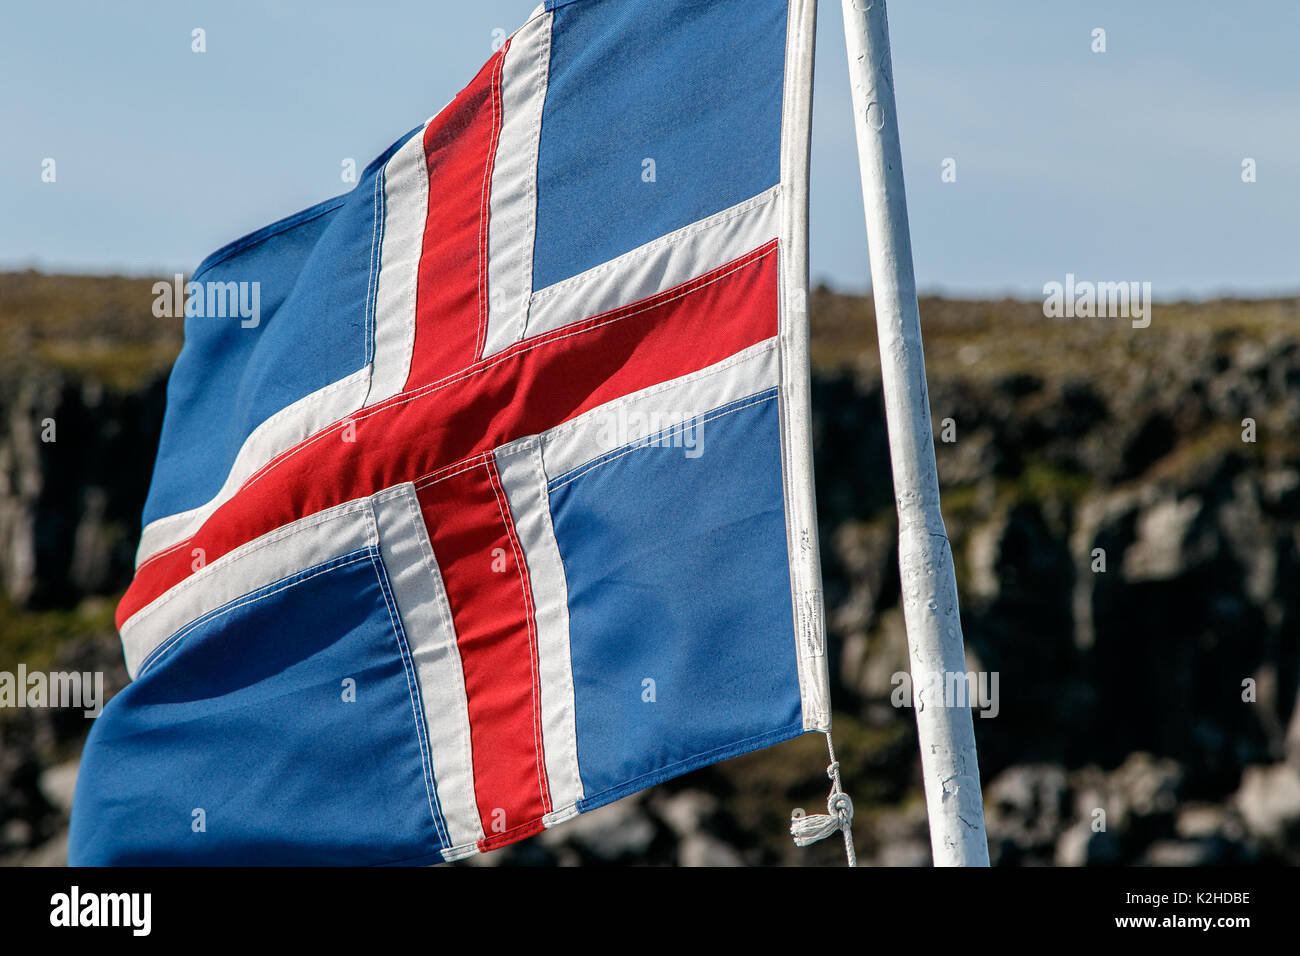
[{"x1": 839, "y1": 0, "x2": 990, "y2": 866}]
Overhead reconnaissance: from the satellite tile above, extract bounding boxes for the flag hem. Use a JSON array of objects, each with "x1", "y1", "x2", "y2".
[{"x1": 778, "y1": 0, "x2": 831, "y2": 733}]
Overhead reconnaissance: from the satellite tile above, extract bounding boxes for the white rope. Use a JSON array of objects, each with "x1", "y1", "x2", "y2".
[{"x1": 790, "y1": 732, "x2": 857, "y2": 866}]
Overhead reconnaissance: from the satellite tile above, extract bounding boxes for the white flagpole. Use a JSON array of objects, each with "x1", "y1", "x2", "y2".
[{"x1": 839, "y1": 0, "x2": 990, "y2": 866}]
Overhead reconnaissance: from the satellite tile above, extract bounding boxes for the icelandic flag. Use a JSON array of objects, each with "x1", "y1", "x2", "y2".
[{"x1": 71, "y1": 0, "x2": 829, "y2": 865}]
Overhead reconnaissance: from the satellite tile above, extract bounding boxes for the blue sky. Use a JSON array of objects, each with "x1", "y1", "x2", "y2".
[{"x1": 3, "y1": 0, "x2": 1297, "y2": 298}]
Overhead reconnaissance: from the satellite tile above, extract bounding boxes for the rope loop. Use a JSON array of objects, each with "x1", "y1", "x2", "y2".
[{"x1": 789, "y1": 733, "x2": 857, "y2": 866}]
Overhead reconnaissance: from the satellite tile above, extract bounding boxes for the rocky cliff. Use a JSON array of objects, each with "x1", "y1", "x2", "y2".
[{"x1": 1, "y1": 273, "x2": 1297, "y2": 865}]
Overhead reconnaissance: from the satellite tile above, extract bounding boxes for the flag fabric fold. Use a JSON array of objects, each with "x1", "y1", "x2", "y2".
[{"x1": 70, "y1": 0, "x2": 829, "y2": 865}]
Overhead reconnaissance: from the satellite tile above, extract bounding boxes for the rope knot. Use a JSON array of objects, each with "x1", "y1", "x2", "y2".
[
  {"x1": 789, "y1": 733, "x2": 857, "y2": 866},
  {"x1": 829, "y1": 791, "x2": 854, "y2": 826}
]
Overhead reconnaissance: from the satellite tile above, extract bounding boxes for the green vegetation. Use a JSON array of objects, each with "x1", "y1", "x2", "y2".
[
  {"x1": 0, "y1": 595, "x2": 119, "y2": 677},
  {"x1": 0, "y1": 271, "x2": 181, "y2": 388}
]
